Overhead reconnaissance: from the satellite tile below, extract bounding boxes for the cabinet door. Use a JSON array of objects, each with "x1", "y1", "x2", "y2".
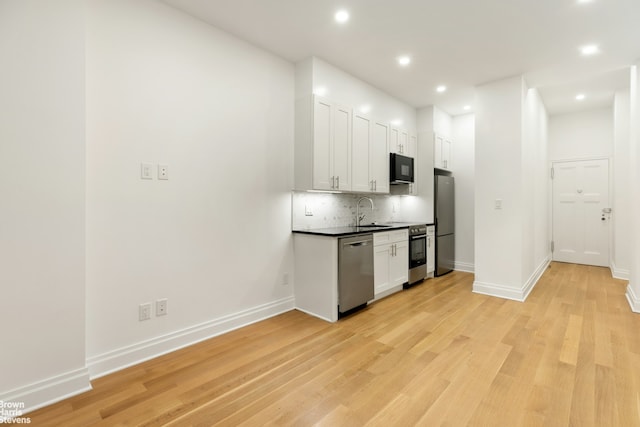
[
  {"x1": 352, "y1": 113, "x2": 372, "y2": 193},
  {"x1": 370, "y1": 121, "x2": 390, "y2": 193},
  {"x1": 390, "y1": 240, "x2": 409, "y2": 286},
  {"x1": 434, "y1": 133, "x2": 444, "y2": 169},
  {"x1": 312, "y1": 97, "x2": 333, "y2": 190},
  {"x1": 442, "y1": 138, "x2": 451, "y2": 170},
  {"x1": 398, "y1": 129, "x2": 409, "y2": 155},
  {"x1": 389, "y1": 127, "x2": 400, "y2": 154},
  {"x1": 408, "y1": 134, "x2": 418, "y2": 195},
  {"x1": 434, "y1": 133, "x2": 452, "y2": 170},
  {"x1": 332, "y1": 104, "x2": 352, "y2": 190},
  {"x1": 408, "y1": 134, "x2": 417, "y2": 159},
  {"x1": 374, "y1": 244, "x2": 391, "y2": 295}
]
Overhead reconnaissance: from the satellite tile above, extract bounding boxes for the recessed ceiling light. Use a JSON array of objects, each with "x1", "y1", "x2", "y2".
[
  {"x1": 577, "y1": 0, "x2": 594, "y2": 4},
  {"x1": 436, "y1": 85, "x2": 447, "y2": 93},
  {"x1": 463, "y1": 105, "x2": 471, "y2": 111},
  {"x1": 334, "y1": 10, "x2": 350, "y2": 23},
  {"x1": 391, "y1": 119, "x2": 403, "y2": 126},
  {"x1": 397, "y1": 56, "x2": 411, "y2": 67},
  {"x1": 580, "y1": 44, "x2": 600, "y2": 56},
  {"x1": 576, "y1": 93, "x2": 586, "y2": 101}
]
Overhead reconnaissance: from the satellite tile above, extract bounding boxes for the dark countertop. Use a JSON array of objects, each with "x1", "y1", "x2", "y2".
[{"x1": 292, "y1": 222, "x2": 432, "y2": 237}]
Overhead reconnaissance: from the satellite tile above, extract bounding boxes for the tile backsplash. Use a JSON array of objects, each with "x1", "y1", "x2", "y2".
[{"x1": 292, "y1": 191, "x2": 403, "y2": 230}]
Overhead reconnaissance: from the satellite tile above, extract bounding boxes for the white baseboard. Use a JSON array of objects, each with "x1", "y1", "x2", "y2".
[
  {"x1": 87, "y1": 296, "x2": 295, "y2": 379},
  {"x1": 611, "y1": 261, "x2": 630, "y2": 280},
  {"x1": 373, "y1": 284, "x2": 404, "y2": 302},
  {"x1": 454, "y1": 261, "x2": 475, "y2": 273},
  {"x1": 1, "y1": 367, "x2": 91, "y2": 415},
  {"x1": 626, "y1": 285, "x2": 640, "y2": 313},
  {"x1": 473, "y1": 256, "x2": 550, "y2": 302}
]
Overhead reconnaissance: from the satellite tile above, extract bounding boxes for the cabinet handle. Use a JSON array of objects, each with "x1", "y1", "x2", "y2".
[
  {"x1": 444, "y1": 160, "x2": 447, "y2": 169},
  {"x1": 331, "y1": 176, "x2": 335, "y2": 189},
  {"x1": 375, "y1": 180, "x2": 377, "y2": 191},
  {"x1": 336, "y1": 176, "x2": 340, "y2": 189}
]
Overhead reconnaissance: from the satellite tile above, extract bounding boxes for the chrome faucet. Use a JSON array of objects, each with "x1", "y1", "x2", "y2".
[{"x1": 356, "y1": 197, "x2": 374, "y2": 227}]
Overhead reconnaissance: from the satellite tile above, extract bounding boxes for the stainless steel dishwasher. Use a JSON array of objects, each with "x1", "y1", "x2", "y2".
[{"x1": 338, "y1": 234, "x2": 374, "y2": 316}]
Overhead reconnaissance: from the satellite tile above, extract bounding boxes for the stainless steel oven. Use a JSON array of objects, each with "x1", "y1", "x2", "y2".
[{"x1": 406, "y1": 224, "x2": 427, "y2": 287}]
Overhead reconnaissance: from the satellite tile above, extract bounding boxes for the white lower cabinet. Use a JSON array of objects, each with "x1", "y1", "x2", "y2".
[{"x1": 374, "y1": 230, "x2": 409, "y2": 297}]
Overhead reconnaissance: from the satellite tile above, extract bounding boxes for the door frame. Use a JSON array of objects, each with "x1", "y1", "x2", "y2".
[{"x1": 550, "y1": 156, "x2": 612, "y2": 267}]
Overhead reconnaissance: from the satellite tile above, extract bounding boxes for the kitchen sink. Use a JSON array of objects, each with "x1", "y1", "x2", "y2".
[{"x1": 357, "y1": 224, "x2": 392, "y2": 228}]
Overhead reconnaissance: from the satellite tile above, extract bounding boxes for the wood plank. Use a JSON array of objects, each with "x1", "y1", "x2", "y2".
[{"x1": 26, "y1": 264, "x2": 640, "y2": 427}]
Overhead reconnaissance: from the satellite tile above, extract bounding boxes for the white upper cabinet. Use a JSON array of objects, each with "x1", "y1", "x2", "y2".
[
  {"x1": 370, "y1": 121, "x2": 390, "y2": 194},
  {"x1": 390, "y1": 126, "x2": 410, "y2": 156},
  {"x1": 295, "y1": 94, "x2": 412, "y2": 194},
  {"x1": 434, "y1": 133, "x2": 452, "y2": 170},
  {"x1": 352, "y1": 113, "x2": 372, "y2": 193},
  {"x1": 408, "y1": 133, "x2": 418, "y2": 195},
  {"x1": 330, "y1": 102, "x2": 352, "y2": 191},
  {"x1": 352, "y1": 113, "x2": 390, "y2": 194},
  {"x1": 296, "y1": 95, "x2": 352, "y2": 191}
]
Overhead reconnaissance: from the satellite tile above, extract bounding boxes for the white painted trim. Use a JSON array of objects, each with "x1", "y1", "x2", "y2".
[
  {"x1": 1, "y1": 367, "x2": 91, "y2": 415},
  {"x1": 454, "y1": 261, "x2": 475, "y2": 273},
  {"x1": 626, "y1": 285, "x2": 640, "y2": 313},
  {"x1": 294, "y1": 306, "x2": 334, "y2": 323},
  {"x1": 87, "y1": 297, "x2": 295, "y2": 379},
  {"x1": 473, "y1": 256, "x2": 550, "y2": 302},
  {"x1": 373, "y1": 284, "x2": 403, "y2": 301},
  {"x1": 610, "y1": 261, "x2": 630, "y2": 280}
]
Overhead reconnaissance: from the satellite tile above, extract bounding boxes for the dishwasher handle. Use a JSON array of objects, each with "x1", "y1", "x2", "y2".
[{"x1": 344, "y1": 239, "x2": 372, "y2": 247}]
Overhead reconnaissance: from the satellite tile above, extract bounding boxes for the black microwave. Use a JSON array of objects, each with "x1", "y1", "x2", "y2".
[{"x1": 390, "y1": 153, "x2": 414, "y2": 184}]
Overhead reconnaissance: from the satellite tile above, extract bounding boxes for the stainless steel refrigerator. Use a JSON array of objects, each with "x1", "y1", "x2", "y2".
[{"x1": 435, "y1": 175, "x2": 455, "y2": 276}]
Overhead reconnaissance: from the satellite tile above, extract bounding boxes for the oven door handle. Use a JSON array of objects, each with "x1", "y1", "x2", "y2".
[{"x1": 410, "y1": 235, "x2": 426, "y2": 240}]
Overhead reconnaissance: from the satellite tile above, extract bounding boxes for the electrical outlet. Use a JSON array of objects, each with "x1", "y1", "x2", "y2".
[
  {"x1": 282, "y1": 272, "x2": 289, "y2": 286},
  {"x1": 495, "y1": 199, "x2": 503, "y2": 210},
  {"x1": 304, "y1": 205, "x2": 313, "y2": 216},
  {"x1": 141, "y1": 163, "x2": 153, "y2": 180},
  {"x1": 158, "y1": 164, "x2": 169, "y2": 180},
  {"x1": 139, "y1": 303, "x2": 152, "y2": 321},
  {"x1": 156, "y1": 298, "x2": 168, "y2": 316}
]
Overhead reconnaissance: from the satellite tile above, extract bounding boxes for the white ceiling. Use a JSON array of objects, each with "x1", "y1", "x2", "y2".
[{"x1": 162, "y1": 0, "x2": 639, "y2": 116}]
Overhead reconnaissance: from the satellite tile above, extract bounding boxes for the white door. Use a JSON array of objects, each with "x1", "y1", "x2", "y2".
[{"x1": 552, "y1": 159, "x2": 610, "y2": 267}]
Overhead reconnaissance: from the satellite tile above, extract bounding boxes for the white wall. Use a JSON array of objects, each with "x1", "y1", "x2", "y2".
[
  {"x1": 452, "y1": 114, "x2": 475, "y2": 272},
  {"x1": 626, "y1": 64, "x2": 640, "y2": 311},
  {"x1": 85, "y1": 0, "x2": 295, "y2": 375},
  {"x1": 474, "y1": 76, "x2": 550, "y2": 300},
  {"x1": 522, "y1": 88, "x2": 550, "y2": 285},
  {"x1": 549, "y1": 108, "x2": 613, "y2": 160},
  {"x1": 475, "y1": 77, "x2": 525, "y2": 294},
  {"x1": 0, "y1": 0, "x2": 89, "y2": 410},
  {"x1": 613, "y1": 90, "x2": 631, "y2": 278}
]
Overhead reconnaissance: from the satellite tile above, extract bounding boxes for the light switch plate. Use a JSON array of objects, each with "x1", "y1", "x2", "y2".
[
  {"x1": 495, "y1": 199, "x2": 503, "y2": 210},
  {"x1": 141, "y1": 163, "x2": 153, "y2": 180}
]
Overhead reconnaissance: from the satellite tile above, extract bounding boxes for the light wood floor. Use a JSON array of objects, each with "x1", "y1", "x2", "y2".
[{"x1": 29, "y1": 262, "x2": 639, "y2": 426}]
